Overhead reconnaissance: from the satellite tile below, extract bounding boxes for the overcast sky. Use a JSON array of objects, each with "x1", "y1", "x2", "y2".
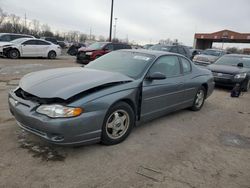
[{"x1": 1, "y1": 0, "x2": 250, "y2": 46}]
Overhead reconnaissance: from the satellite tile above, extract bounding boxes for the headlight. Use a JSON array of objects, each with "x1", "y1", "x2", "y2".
[
  {"x1": 36, "y1": 104, "x2": 83, "y2": 118},
  {"x1": 86, "y1": 52, "x2": 93, "y2": 55},
  {"x1": 193, "y1": 56, "x2": 198, "y2": 60},
  {"x1": 234, "y1": 73, "x2": 247, "y2": 79}
]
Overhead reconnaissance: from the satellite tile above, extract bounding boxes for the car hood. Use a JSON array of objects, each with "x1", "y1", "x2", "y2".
[
  {"x1": 0, "y1": 42, "x2": 13, "y2": 47},
  {"x1": 78, "y1": 47, "x2": 102, "y2": 52},
  {"x1": 208, "y1": 64, "x2": 249, "y2": 74},
  {"x1": 19, "y1": 67, "x2": 133, "y2": 100}
]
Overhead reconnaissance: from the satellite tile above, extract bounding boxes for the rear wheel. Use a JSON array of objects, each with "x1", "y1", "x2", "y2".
[
  {"x1": 48, "y1": 51, "x2": 56, "y2": 59},
  {"x1": 8, "y1": 49, "x2": 20, "y2": 59},
  {"x1": 190, "y1": 86, "x2": 206, "y2": 111},
  {"x1": 101, "y1": 102, "x2": 134, "y2": 145}
]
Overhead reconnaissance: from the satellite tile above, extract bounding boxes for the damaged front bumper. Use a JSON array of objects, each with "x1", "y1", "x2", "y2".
[{"x1": 8, "y1": 89, "x2": 104, "y2": 146}]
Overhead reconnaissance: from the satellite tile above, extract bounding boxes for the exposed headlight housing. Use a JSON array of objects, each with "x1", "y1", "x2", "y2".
[
  {"x1": 85, "y1": 52, "x2": 93, "y2": 55},
  {"x1": 234, "y1": 73, "x2": 247, "y2": 79},
  {"x1": 36, "y1": 104, "x2": 83, "y2": 118}
]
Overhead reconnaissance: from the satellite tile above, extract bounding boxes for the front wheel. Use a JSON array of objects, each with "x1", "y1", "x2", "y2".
[
  {"x1": 8, "y1": 49, "x2": 20, "y2": 59},
  {"x1": 48, "y1": 51, "x2": 56, "y2": 59},
  {"x1": 101, "y1": 102, "x2": 134, "y2": 145},
  {"x1": 190, "y1": 86, "x2": 206, "y2": 111}
]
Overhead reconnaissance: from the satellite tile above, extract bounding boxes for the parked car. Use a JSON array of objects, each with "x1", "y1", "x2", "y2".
[
  {"x1": 67, "y1": 43, "x2": 86, "y2": 56},
  {"x1": 57, "y1": 41, "x2": 66, "y2": 48},
  {"x1": 0, "y1": 33, "x2": 34, "y2": 42},
  {"x1": 189, "y1": 48, "x2": 203, "y2": 60},
  {"x1": 9, "y1": 49, "x2": 214, "y2": 146},
  {"x1": 193, "y1": 49, "x2": 227, "y2": 66},
  {"x1": 41, "y1": 37, "x2": 58, "y2": 45},
  {"x1": 76, "y1": 42, "x2": 132, "y2": 64},
  {"x1": 0, "y1": 33, "x2": 35, "y2": 56},
  {"x1": 1, "y1": 38, "x2": 61, "y2": 59},
  {"x1": 208, "y1": 54, "x2": 250, "y2": 91},
  {"x1": 149, "y1": 44, "x2": 192, "y2": 59}
]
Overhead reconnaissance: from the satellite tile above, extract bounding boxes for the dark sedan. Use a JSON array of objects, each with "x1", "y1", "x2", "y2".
[
  {"x1": 9, "y1": 50, "x2": 214, "y2": 146},
  {"x1": 208, "y1": 54, "x2": 250, "y2": 91}
]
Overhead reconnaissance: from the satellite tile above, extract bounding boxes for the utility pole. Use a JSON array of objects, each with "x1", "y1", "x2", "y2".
[
  {"x1": 24, "y1": 12, "x2": 27, "y2": 29},
  {"x1": 109, "y1": 0, "x2": 114, "y2": 42},
  {"x1": 113, "y1": 18, "x2": 118, "y2": 39},
  {"x1": 89, "y1": 27, "x2": 92, "y2": 40}
]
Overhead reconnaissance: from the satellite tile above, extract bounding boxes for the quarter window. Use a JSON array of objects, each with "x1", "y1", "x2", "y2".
[
  {"x1": 36, "y1": 40, "x2": 50, "y2": 45},
  {"x1": 150, "y1": 56, "x2": 181, "y2": 77},
  {"x1": 180, "y1": 57, "x2": 191, "y2": 73}
]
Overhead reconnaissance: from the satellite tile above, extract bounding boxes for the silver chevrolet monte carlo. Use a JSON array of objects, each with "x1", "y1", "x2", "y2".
[{"x1": 9, "y1": 49, "x2": 214, "y2": 145}]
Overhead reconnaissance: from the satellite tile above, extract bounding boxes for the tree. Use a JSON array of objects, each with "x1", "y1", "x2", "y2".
[
  {"x1": 98, "y1": 35, "x2": 105, "y2": 42},
  {"x1": 79, "y1": 33, "x2": 87, "y2": 42},
  {"x1": 0, "y1": 8, "x2": 7, "y2": 26}
]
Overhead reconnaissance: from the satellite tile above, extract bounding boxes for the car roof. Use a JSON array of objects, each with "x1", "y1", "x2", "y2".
[
  {"x1": 0, "y1": 33, "x2": 34, "y2": 37},
  {"x1": 119, "y1": 49, "x2": 181, "y2": 58},
  {"x1": 12, "y1": 38, "x2": 53, "y2": 43}
]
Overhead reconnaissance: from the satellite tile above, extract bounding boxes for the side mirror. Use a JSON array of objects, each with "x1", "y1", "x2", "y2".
[
  {"x1": 146, "y1": 72, "x2": 166, "y2": 80},
  {"x1": 237, "y1": 62, "x2": 243, "y2": 67}
]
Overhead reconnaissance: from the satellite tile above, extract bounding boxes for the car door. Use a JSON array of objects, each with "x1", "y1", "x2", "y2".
[
  {"x1": 141, "y1": 55, "x2": 186, "y2": 120},
  {"x1": 21, "y1": 40, "x2": 38, "y2": 56},
  {"x1": 35, "y1": 40, "x2": 51, "y2": 56},
  {"x1": 179, "y1": 57, "x2": 197, "y2": 102}
]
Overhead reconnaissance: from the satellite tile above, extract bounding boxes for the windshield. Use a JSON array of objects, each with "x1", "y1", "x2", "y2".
[
  {"x1": 85, "y1": 51, "x2": 155, "y2": 79},
  {"x1": 11, "y1": 38, "x2": 29, "y2": 44},
  {"x1": 201, "y1": 49, "x2": 222, "y2": 56},
  {"x1": 215, "y1": 56, "x2": 250, "y2": 68},
  {"x1": 87, "y1": 42, "x2": 108, "y2": 50},
  {"x1": 149, "y1": 45, "x2": 171, "y2": 52}
]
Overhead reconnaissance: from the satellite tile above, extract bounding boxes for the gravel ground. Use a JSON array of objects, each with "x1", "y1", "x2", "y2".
[{"x1": 0, "y1": 56, "x2": 250, "y2": 188}]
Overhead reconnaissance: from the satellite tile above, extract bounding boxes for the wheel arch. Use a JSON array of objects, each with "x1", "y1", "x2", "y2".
[{"x1": 4, "y1": 47, "x2": 20, "y2": 56}]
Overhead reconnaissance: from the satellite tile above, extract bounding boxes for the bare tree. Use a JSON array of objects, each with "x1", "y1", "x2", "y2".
[
  {"x1": 0, "y1": 8, "x2": 7, "y2": 26},
  {"x1": 79, "y1": 33, "x2": 87, "y2": 42},
  {"x1": 9, "y1": 14, "x2": 22, "y2": 33}
]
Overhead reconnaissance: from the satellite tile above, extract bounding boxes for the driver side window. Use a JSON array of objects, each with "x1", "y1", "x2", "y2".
[{"x1": 150, "y1": 56, "x2": 181, "y2": 77}]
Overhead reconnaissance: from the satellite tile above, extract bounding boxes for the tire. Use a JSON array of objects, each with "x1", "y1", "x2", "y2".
[
  {"x1": 242, "y1": 79, "x2": 250, "y2": 92},
  {"x1": 190, "y1": 86, "x2": 206, "y2": 111},
  {"x1": 8, "y1": 49, "x2": 20, "y2": 59},
  {"x1": 101, "y1": 102, "x2": 135, "y2": 145},
  {"x1": 48, "y1": 51, "x2": 56, "y2": 59}
]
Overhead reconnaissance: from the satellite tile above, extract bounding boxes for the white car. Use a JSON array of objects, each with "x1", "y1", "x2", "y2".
[{"x1": 0, "y1": 38, "x2": 61, "y2": 59}]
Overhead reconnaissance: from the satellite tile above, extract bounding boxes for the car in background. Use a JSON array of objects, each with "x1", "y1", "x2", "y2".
[
  {"x1": 0, "y1": 33, "x2": 35, "y2": 56},
  {"x1": 9, "y1": 49, "x2": 214, "y2": 145},
  {"x1": 193, "y1": 49, "x2": 227, "y2": 66},
  {"x1": 149, "y1": 44, "x2": 192, "y2": 59},
  {"x1": 208, "y1": 54, "x2": 250, "y2": 91},
  {"x1": 41, "y1": 37, "x2": 58, "y2": 45},
  {"x1": 189, "y1": 48, "x2": 203, "y2": 60},
  {"x1": 67, "y1": 43, "x2": 86, "y2": 56},
  {"x1": 0, "y1": 33, "x2": 34, "y2": 42},
  {"x1": 57, "y1": 41, "x2": 66, "y2": 48},
  {"x1": 76, "y1": 42, "x2": 132, "y2": 64},
  {"x1": 1, "y1": 38, "x2": 61, "y2": 59}
]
